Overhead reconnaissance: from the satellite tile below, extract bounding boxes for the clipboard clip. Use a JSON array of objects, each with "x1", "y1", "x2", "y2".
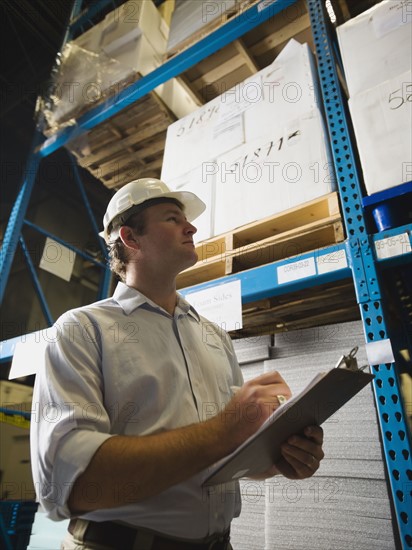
[{"x1": 335, "y1": 347, "x2": 362, "y2": 371}]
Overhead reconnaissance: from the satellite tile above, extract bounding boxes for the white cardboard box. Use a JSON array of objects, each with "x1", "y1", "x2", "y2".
[
  {"x1": 102, "y1": 0, "x2": 169, "y2": 58},
  {"x1": 161, "y1": 40, "x2": 320, "y2": 182},
  {"x1": 161, "y1": 94, "x2": 226, "y2": 181},
  {"x1": 49, "y1": 20, "x2": 198, "y2": 127},
  {"x1": 167, "y1": 0, "x2": 237, "y2": 54},
  {"x1": 168, "y1": 165, "x2": 215, "y2": 243},
  {"x1": 337, "y1": 1, "x2": 412, "y2": 97},
  {"x1": 213, "y1": 110, "x2": 335, "y2": 235},
  {"x1": 349, "y1": 70, "x2": 412, "y2": 195},
  {"x1": 243, "y1": 41, "x2": 320, "y2": 143}
]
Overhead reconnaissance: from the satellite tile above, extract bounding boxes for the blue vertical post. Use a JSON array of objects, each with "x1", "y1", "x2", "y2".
[
  {"x1": 308, "y1": 1, "x2": 412, "y2": 547},
  {"x1": 69, "y1": 154, "x2": 112, "y2": 299},
  {"x1": 19, "y1": 236, "x2": 54, "y2": 326},
  {"x1": 0, "y1": 134, "x2": 43, "y2": 304}
]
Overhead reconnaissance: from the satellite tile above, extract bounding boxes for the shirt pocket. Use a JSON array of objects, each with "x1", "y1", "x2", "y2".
[{"x1": 203, "y1": 341, "x2": 234, "y2": 398}]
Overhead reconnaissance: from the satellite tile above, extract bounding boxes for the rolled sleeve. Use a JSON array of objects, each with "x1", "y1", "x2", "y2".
[{"x1": 30, "y1": 311, "x2": 114, "y2": 520}]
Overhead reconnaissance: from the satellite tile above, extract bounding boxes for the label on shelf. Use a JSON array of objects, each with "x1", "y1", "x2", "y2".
[
  {"x1": 277, "y1": 256, "x2": 316, "y2": 284},
  {"x1": 257, "y1": 0, "x2": 278, "y2": 12},
  {"x1": 316, "y1": 249, "x2": 348, "y2": 274},
  {"x1": 374, "y1": 232, "x2": 411, "y2": 260},
  {"x1": 365, "y1": 338, "x2": 395, "y2": 366},
  {"x1": 185, "y1": 279, "x2": 243, "y2": 331}
]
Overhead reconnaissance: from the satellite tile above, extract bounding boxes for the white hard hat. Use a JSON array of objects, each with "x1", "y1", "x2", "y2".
[{"x1": 103, "y1": 178, "x2": 206, "y2": 243}]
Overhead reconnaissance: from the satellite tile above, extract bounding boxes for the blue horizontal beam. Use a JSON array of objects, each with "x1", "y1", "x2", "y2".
[
  {"x1": 38, "y1": 0, "x2": 299, "y2": 158},
  {"x1": 0, "y1": 407, "x2": 31, "y2": 420},
  {"x1": 180, "y1": 242, "x2": 351, "y2": 303},
  {"x1": 24, "y1": 220, "x2": 107, "y2": 269},
  {"x1": 180, "y1": 224, "x2": 412, "y2": 302},
  {"x1": 362, "y1": 181, "x2": 412, "y2": 208},
  {"x1": 0, "y1": 334, "x2": 23, "y2": 363}
]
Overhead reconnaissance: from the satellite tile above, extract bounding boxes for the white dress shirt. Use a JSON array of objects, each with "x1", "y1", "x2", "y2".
[{"x1": 31, "y1": 282, "x2": 244, "y2": 539}]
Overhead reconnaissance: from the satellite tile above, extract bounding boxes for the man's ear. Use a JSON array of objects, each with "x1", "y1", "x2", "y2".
[{"x1": 119, "y1": 226, "x2": 140, "y2": 251}]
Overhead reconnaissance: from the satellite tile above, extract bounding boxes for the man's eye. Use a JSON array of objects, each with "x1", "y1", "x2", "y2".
[{"x1": 167, "y1": 216, "x2": 178, "y2": 222}]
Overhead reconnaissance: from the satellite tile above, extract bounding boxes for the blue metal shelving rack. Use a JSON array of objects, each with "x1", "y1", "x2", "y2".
[{"x1": 1, "y1": 0, "x2": 411, "y2": 547}]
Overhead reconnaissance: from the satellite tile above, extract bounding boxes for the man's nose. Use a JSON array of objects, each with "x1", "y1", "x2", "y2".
[{"x1": 185, "y1": 221, "x2": 197, "y2": 234}]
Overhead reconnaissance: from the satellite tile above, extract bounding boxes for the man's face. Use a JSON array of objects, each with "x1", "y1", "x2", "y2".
[{"x1": 134, "y1": 202, "x2": 198, "y2": 275}]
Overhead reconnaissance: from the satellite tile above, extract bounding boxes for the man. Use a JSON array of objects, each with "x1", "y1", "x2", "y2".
[{"x1": 31, "y1": 178, "x2": 324, "y2": 550}]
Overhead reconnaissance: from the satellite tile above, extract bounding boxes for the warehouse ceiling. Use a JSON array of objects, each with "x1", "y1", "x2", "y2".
[
  {"x1": 0, "y1": 0, "x2": 112, "y2": 231},
  {"x1": 0, "y1": 0, "x2": 379, "y2": 227}
]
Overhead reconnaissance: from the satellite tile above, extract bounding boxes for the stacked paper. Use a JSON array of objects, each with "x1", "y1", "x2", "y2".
[
  {"x1": 232, "y1": 335, "x2": 271, "y2": 365},
  {"x1": 231, "y1": 350, "x2": 266, "y2": 549},
  {"x1": 229, "y1": 321, "x2": 395, "y2": 549}
]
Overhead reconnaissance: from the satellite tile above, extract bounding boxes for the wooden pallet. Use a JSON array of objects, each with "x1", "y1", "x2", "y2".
[
  {"x1": 176, "y1": 192, "x2": 344, "y2": 289},
  {"x1": 233, "y1": 279, "x2": 360, "y2": 338},
  {"x1": 67, "y1": 89, "x2": 176, "y2": 189}
]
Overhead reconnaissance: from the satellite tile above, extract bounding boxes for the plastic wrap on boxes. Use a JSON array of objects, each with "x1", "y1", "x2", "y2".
[
  {"x1": 39, "y1": 42, "x2": 134, "y2": 134},
  {"x1": 38, "y1": 0, "x2": 200, "y2": 136},
  {"x1": 40, "y1": 28, "x2": 197, "y2": 135}
]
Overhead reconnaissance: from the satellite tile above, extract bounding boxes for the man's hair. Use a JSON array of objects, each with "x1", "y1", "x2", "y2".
[{"x1": 107, "y1": 197, "x2": 184, "y2": 281}]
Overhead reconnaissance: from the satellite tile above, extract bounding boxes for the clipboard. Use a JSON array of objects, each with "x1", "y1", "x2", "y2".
[{"x1": 203, "y1": 348, "x2": 374, "y2": 486}]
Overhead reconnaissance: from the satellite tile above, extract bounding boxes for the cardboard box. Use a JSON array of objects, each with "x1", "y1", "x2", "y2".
[
  {"x1": 243, "y1": 41, "x2": 320, "y2": 143},
  {"x1": 167, "y1": 0, "x2": 236, "y2": 55},
  {"x1": 47, "y1": 13, "x2": 198, "y2": 128},
  {"x1": 161, "y1": 40, "x2": 320, "y2": 182},
  {"x1": 213, "y1": 110, "x2": 335, "y2": 235},
  {"x1": 161, "y1": 94, "x2": 225, "y2": 182},
  {"x1": 102, "y1": 0, "x2": 169, "y2": 58},
  {"x1": 337, "y1": 1, "x2": 412, "y2": 97},
  {"x1": 49, "y1": 0, "x2": 168, "y2": 124},
  {"x1": 168, "y1": 164, "x2": 215, "y2": 243},
  {"x1": 349, "y1": 70, "x2": 412, "y2": 195}
]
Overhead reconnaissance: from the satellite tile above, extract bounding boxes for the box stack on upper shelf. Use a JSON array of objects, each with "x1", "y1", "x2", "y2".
[
  {"x1": 162, "y1": 38, "x2": 336, "y2": 242},
  {"x1": 169, "y1": 0, "x2": 313, "y2": 104},
  {"x1": 166, "y1": 0, "x2": 239, "y2": 57},
  {"x1": 337, "y1": 0, "x2": 412, "y2": 197},
  {"x1": 41, "y1": 0, "x2": 199, "y2": 134},
  {"x1": 41, "y1": 0, "x2": 314, "y2": 191}
]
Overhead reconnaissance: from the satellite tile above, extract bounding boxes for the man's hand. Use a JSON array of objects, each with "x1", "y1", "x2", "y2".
[
  {"x1": 218, "y1": 371, "x2": 292, "y2": 450},
  {"x1": 274, "y1": 425, "x2": 324, "y2": 479}
]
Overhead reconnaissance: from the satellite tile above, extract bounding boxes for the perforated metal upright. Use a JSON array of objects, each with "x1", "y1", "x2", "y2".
[
  {"x1": 0, "y1": 0, "x2": 411, "y2": 546},
  {"x1": 308, "y1": 1, "x2": 411, "y2": 547}
]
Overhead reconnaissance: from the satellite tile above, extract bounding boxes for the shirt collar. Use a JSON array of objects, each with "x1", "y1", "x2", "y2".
[{"x1": 113, "y1": 282, "x2": 200, "y2": 322}]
